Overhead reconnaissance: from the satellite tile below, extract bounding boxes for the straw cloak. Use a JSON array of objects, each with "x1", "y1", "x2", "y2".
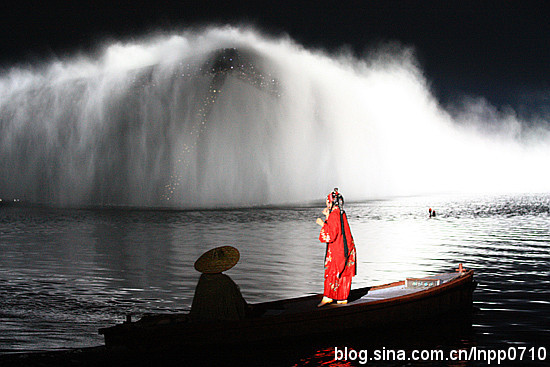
[
  {"x1": 319, "y1": 207, "x2": 357, "y2": 301},
  {"x1": 190, "y1": 246, "x2": 247, "y2": 321}
]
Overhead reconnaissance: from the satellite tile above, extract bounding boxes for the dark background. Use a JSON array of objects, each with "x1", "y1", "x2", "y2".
[{"x1": 1, "y1": 0, "x2": 549, "y2": 115}]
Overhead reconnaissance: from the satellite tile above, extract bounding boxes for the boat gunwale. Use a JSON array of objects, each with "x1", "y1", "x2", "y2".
[
  {"x1": 247, "y1": 269, "x2": 472, "y2": 313},
  {"x1": 227, "y1": 269, "x2": 474, "y2": 327},
  {"x1": 100, "y1": 270, "x2": 474, "y2": 337}
]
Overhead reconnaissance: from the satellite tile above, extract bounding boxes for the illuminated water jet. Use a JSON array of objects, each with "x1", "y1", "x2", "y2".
[{"x1": 0, "y1": 27, "x2": 549, "y2": 208}]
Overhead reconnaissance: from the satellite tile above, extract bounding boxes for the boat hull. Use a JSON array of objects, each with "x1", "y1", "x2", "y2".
[{"x1": 100, "y1": 270, "x2": 476, "y2": 349}]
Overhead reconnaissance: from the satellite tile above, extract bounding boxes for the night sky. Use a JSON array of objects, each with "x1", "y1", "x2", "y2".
[{"x1": 1, "y1": 0, "x2": 549, "y2": 114}]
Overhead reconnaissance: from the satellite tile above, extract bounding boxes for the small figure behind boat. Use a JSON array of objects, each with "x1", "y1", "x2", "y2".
[{"x1": 190, "y1": 246, "x2": 248, "y2": 321}]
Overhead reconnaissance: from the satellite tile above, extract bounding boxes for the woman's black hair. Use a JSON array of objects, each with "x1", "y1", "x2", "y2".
[{"x1": 330, "y1": 188, "x2": 344, "y2": 210}]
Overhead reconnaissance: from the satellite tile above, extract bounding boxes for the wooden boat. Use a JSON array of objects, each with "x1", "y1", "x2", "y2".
[{"x1": 99, "y1": 266, "x2": 476, "y2": 350}]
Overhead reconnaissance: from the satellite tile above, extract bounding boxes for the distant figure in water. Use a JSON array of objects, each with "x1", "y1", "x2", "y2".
[
  {"x1": 429, "y1": 208, "x2": 436, "y2": 218},
  {"x1": 190, "y1": 246, "x2": 247, "y2": 321},
  {"x1": 316, "y1": 188, "x2": 357, "y2": 307}
]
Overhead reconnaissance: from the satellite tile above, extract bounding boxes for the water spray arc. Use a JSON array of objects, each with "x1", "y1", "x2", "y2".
[{"x1": 1, "y1": 28, "x2": 549, "y2": 208}]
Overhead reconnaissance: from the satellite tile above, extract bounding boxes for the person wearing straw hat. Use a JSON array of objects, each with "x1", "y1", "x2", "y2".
[{"x1": 190, "y1": 246, "x2": 248, "y2": 321}]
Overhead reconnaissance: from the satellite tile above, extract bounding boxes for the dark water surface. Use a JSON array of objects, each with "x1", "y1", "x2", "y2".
[{"x1": 1, "y1": 194, "x2": 549, "y2": 365}]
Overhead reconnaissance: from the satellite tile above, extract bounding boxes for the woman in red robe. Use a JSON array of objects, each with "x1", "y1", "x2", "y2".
[{"x1": 316, "y1": 190, "x2": 357, "y2": 307}]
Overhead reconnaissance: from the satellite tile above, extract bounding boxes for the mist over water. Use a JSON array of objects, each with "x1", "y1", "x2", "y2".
[{"x1": 1, "y1": 27, "x2": 549, "y2": 208}]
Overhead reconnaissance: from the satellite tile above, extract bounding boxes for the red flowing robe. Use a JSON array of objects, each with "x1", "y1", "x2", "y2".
[{"x1": 319, "y1": 207, "x2": 357, "y2": 301}]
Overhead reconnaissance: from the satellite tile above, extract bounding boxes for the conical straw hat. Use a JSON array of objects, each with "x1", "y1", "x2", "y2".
[{"x1": 194, "y1": 246, "x2": 240, "y2": 274}]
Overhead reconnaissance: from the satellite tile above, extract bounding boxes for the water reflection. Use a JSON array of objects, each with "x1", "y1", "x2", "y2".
[{"x1": 290, "y1": 314, "x2": 477, "y2": 366}]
